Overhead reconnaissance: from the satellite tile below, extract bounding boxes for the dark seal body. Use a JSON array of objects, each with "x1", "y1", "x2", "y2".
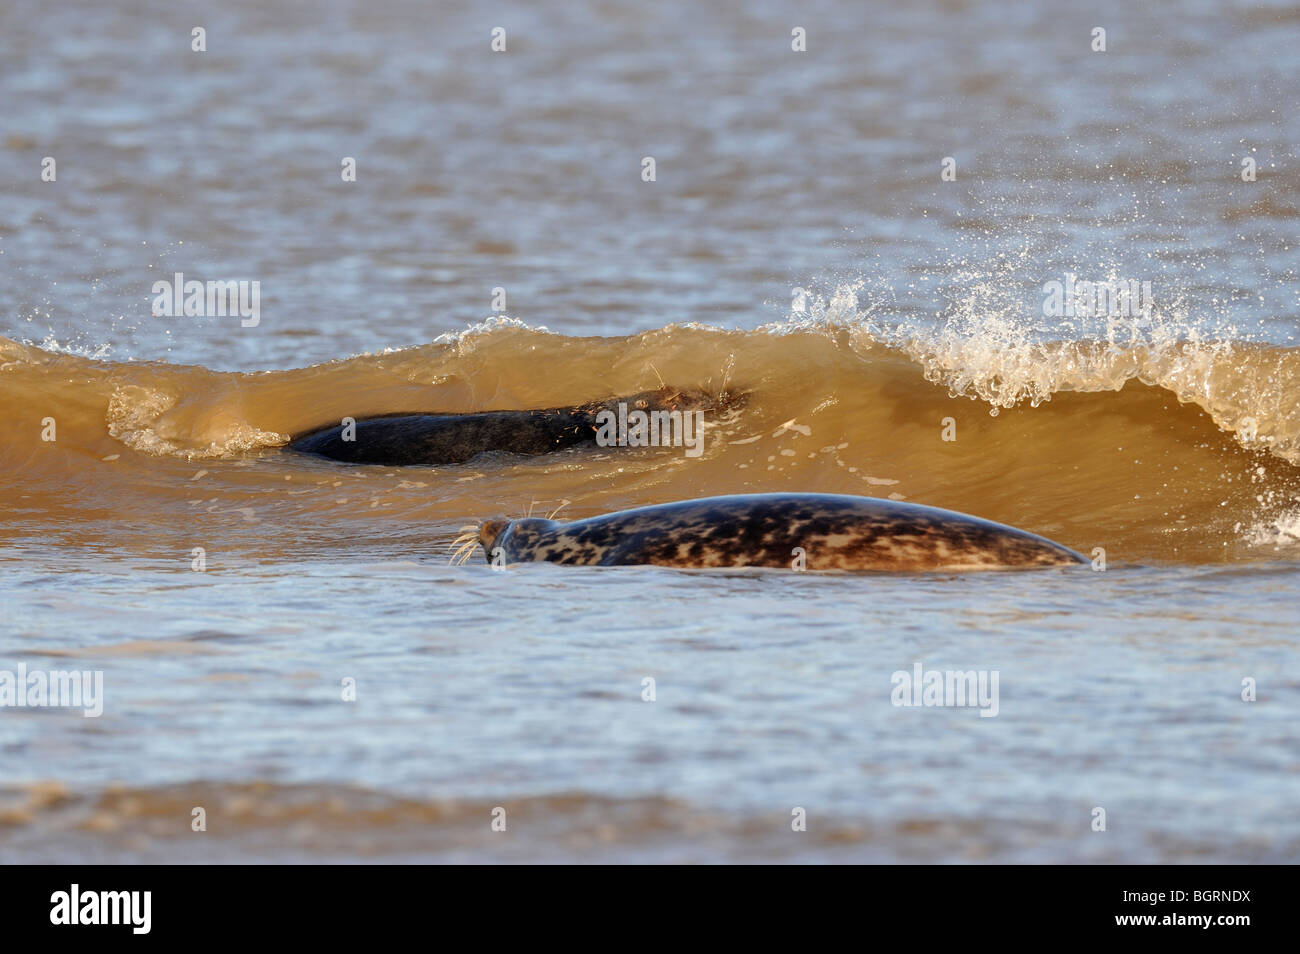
[
  {"x1": 478, "y1": 493, "x2": 1086, "y2": 571},
  {"x1": 288, "y1": 387, "x2": 726, "y2": 466}
]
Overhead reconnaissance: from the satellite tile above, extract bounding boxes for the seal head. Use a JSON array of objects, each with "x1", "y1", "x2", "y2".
[{"x1": 478, "y1": 517, "x2": 559, "y2": 562}]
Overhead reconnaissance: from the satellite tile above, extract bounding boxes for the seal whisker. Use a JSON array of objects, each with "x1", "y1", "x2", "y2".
[
  {"x1": 448, "y1": 524, "x2": 483, "y2": 566},
  {"x1": 450, "y1": 540, "x2": 481, "y2": 566}
]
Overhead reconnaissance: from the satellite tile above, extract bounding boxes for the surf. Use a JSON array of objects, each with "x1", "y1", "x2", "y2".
[{"x1": 1, "y1": 319, "x2": 1298, "y2": 565}]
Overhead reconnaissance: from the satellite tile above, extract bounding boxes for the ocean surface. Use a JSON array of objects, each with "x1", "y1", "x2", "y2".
[{"x1": 1, "y1": 0, "x2": 1298, "y2": 862}]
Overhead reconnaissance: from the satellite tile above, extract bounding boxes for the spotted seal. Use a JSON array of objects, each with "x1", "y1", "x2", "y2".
[
  {"x1": 476, "y1": 492, "x2": 1086, "y2": 571},
  {"x1": 289, "y1": 386, "x2": 732, "y2": 466}
]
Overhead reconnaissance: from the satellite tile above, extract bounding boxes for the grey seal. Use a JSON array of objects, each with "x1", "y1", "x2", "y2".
[
  {"x1": 289, "y1": 386, "x2": 734, "y2": 465},
  {"x1": 475, "y1": 492, "x2": 1085, "y2": 571}
]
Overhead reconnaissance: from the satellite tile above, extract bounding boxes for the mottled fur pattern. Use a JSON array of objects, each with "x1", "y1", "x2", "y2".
[
  {"x1": 478, "y1": 493, "x2": 1086, "y2": 571},
  {"x1": 290, "y1": 386, "x2": 735, "y2": 466}
]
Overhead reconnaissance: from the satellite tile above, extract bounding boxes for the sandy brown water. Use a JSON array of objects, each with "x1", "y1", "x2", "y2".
[{"x1": 1, "y1": 0, "x2": 1299, "y2": 863}]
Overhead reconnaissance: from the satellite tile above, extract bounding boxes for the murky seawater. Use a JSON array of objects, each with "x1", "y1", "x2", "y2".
[{"x1": 1, "y1": 0, "x2": 1298, "y2": 862}]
